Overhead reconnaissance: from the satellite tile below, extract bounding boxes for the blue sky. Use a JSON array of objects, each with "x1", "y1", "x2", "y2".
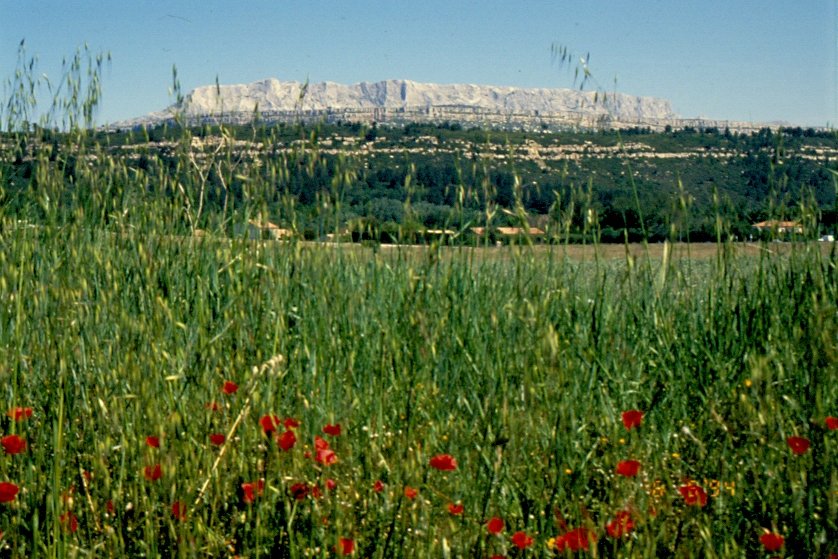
[{"x1": 2, "y1": 1, "x2": 836, "y2": 127}]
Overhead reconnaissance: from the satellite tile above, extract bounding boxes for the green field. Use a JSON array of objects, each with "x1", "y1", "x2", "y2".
[
  {"x1": 0, "y1": 55, "x2": 836, "y2": 557},
  {"x1": 0, "y1": 222, "x2": 835, "y2": 557}
]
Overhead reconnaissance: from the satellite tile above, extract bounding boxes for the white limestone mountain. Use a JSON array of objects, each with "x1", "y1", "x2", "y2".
[
  {"x1": 184, "y1": 78, "x2": 675, "y2": 118},
  {"x1": 118, "y1": 77, "x2": 685, "y2": 130}
]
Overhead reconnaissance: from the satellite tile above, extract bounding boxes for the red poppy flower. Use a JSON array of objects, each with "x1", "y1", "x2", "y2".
[
  {"x1": 826, "y1": 416, "x2": 838, "y2": 430},
  {"x1": 429, "y1": 454, "x2": 458, "y2": 471},
  {"x1": 555, "y1": 527, "x2": 596, "y2": 552},
  {"x1": 290, "y1": 482, "x2": 310, "y2": 500},
  {"x1": 404, "y1": 486, "x2": 418, "y2": 499},
  {"x1": 7, "y1": 407, "x2": 32, "y2": 421},
  {"x1": 511, "y1": 531, "x2": 534, "y2": 549},
  {"x1": 60, "y1": 511, "x2": 78, "y2": 533},
  {"x1": 326, "y1": 478, "x2": 337, "y2": 491},
  {"x1": 259, "y1": 414, "x2": 281, "y2": 434},
  {"x1": 314, "y1": 435, "x2": 330, "y2": 450},
  {"x1": 143, "y1": 464, "x2": 162, "y2": 482},
  {"x1": 277, "y1": 430, "x2": 297, "y2": 451},
  {"x1": 759, "y1": 531, "x2": 784, "y2": 551},
  {"x1": 105, "y1": 500, "x2": 115, "y2": 515},
  {"x1": 171, "y1": 501, "x2": 187, "y2": 521},
  {"x1": 486, "y1": 516, "x2": 505, "y2": 535},
  {"x1": 786, "y1": 436, "x2": 810, "y2": 455},
  {"x1": 283, "y1": 417, "x2": 300, "y2": 429},
  {"x1": 241, "y1": 480, "x2": 265, "y2": 504},
  {"x1": 448, "y1": 502, "x2": 464, "y2": 515},
  {"x1": 205, "y1": 401, "x2": 221, "y2": 412},
  {"x1": 606, "y1": 511, "x2": 635, "y2": 538},
  {"x1": 615, "y1": 459, "x2": 641, "y2": 477},
  {"x1": 1, "y1": 435, "x2": 26, "y2": 455},
  {"x1": 678, "y1": 483, "x2": 708, "y2": 507},
  {"x1": 315, "y1": 447, "x2": 338, "y2": 465},
  {"x1": 209, "y1": 433, "x2": 225, "y2": 446},
  {"x1": 373, "y1": 480, "x2": 384, "y2": 493},
  {"x1": 621, "y1": 410, "x2": 644, "y2": 430},
  {"x1": 145, "y1": 436, "x2": 160, "y2": 449},
  {"x1": 0, "y1": 482, "x2": 19, "y2": 503},
  {"x1": 323, "y1": 423, "x2": 342, "y2": 436},
  {"x1": 221, "y1": 381, "x2": 238, "y2": 395},
  {"x1": 338, "y1": 537, "x2": 355, "y2": 556}
]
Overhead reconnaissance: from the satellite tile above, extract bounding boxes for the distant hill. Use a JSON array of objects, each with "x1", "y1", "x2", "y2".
[
  {"x1": 92, "y1": 119, "x2": 837, "y2": 243},
  {"x1": 114, "y1": 78, "x2": 689, "y2": 131}
]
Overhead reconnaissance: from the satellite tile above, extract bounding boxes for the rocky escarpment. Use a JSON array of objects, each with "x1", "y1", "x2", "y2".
[
  {"x1": 115, "y1": 78, "x2": 687, "y2": 131},
  {"x1": 179, "y1": 78, "x2": 677, "y2": 120}
]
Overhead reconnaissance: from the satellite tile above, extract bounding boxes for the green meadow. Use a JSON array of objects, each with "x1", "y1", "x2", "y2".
[
  {"x1": 0, "y1": 220, "x2": 835, "y2": 557},
  {"x1": 0, "y1": 51, "x2": 836, "y2": 558}
]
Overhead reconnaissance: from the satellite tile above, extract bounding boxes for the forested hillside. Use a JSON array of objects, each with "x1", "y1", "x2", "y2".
[{"x1": 3, "y1": 121, "x2": 836, "y2": 242}]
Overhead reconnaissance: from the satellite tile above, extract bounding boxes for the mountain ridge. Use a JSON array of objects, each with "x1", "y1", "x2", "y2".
[
  {"x1": 115, "y1": 77, "x2": 684, "y2": 130},
  {"x1": 113, "y1": 78, "x2": 794, "y2": 133},
  {"x1": 180, "y1": 78, "x2": 676, "y2": 118}
]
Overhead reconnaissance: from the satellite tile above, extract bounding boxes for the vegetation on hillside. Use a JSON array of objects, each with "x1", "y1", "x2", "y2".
[{"x1": 4, "y1": 117, "x2": 836, "y2": 244}]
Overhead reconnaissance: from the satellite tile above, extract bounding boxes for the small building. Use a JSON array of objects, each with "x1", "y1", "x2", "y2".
[
  {"x1": 419, "y1": 229, "x2": 457, "y2": 244},
  {"x1": 752, "y1": 220, "x2": 802, "y2": 234},
  {"x1": 496, "y1": 226, "x2": 545, "y2": 236},
  {"x1": 469, "y1": 226, "x2": 545, "y2": 245},
  {"x1": 470, "y1": 226, "x2": 545, "y2": 237},
  {"x1": 246, "y1": 220, "x2": 294, "y2": 240}
]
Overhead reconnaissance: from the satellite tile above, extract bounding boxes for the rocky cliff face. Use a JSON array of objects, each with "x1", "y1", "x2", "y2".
[
  {"x1": 177, "y1": 78, "x2": 677, "y2": 121},
  {"x1": 117, "y1": 78, "x2": 679, "y2": 130}
]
